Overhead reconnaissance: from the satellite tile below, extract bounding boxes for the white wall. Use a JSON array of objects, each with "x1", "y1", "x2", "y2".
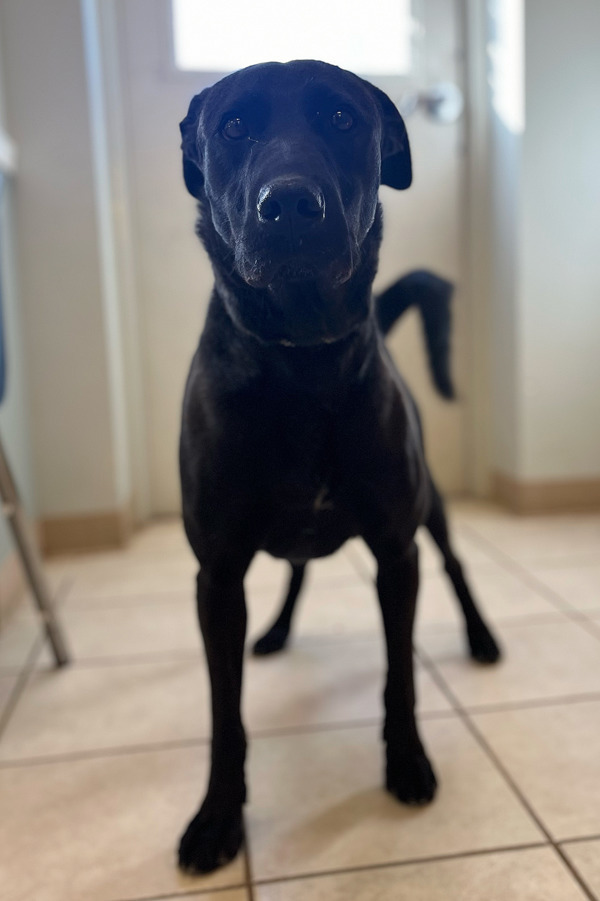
[
  {"x1": 0, "y1": 0, "x2": 132, "y2": 520},
  {"x1": 1, "y1": 0, "x2": 598, "y2": 535},
  {"x1": 486, "y1": 0, "x2": 600, "y2": 485},
  {"x1": 489, "y1": 110, "x2": 521, "y2": 477},
  {"x1": 520, "y1": 0, "x2": 600, "y2": 480},
  {"x1": 0, "y1": 34, "x2": 35, "y2": 568}
]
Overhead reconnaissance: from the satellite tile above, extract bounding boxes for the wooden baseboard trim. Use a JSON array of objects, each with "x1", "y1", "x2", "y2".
[
  {"x1": 40, "y1": 503, "x2": 133, "y2": 555},
  {"x1": 494, "y1": 472, "x2": 600, "y2": 514},
  {"x1": 0, "y1": 550, "x2": 28, "y2": 626}
]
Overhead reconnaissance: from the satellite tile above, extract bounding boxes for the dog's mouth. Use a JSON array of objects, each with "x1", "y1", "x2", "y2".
[
  {"x1": 221, "y1": 242, "x2": 371, "y2": 347},
  {"x1": 273, "y1": 261, "x2": 320, "y2": 283},
  {"x1": 239, "y1": 251, "x2": 354, "y2": 292}
]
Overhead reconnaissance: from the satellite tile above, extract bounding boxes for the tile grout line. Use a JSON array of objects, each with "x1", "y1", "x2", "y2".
[
  {"x1": 23, "y1": 634, "x2": 387, "y2": 670},
  {"x1": 246, "y1": 840, "x2": 551, "y2": 891},
  {"x1": 62, "y1": 589, "x2": 198, "y2": 608},
  {"x1": 61, "y1": 570, "x2": 370, "y2": 609},
  {"x1": 0, "y1": 572, "x2": 73, "y2": 743},
  {"x1": 421, "y1": 609, "x2": 572, "y2": 627},
  {"x1": 459, "y1": 690, "x2": 600, "y2": 717},
  {"x1": 5, "y1": 608, "x2": 580, "y2": 676},
  {"x1": 3, "y1": 682, "x2": 600, "y2": 772},
  {"x1": 582, "y1": 618, "x2": 600, "y2": 642},
  {"x1": 0, "y1": 735, "x2": 210, "y2": 769},
  {"x1": 242, "y1": 809, "x2": 256, "y2": 901},
  {"x1": 459, "y1": 523, "x2": 600, "y2": 647},
  {"x1": 9, "y1": 610, "x2": 578, "y2": 675},
  {"x1": 0, "y1": 712, "x2": 456, "y2": 771},
  {"x1": 36, "y1": 649, "x2": 205, "y2": 669},
  {"x1": 561, "y1": 833, "x2": 600, "y2": 846},
  {"x1": 0, "y1": 631, "x2": 45, "y2": 743},
  {"x1": 457, "y1": 524, "x2": 573, "y2": 612},
  {"x1": 0, "y1": 574, "x2": 75, "y2": 741},
  {"x1": 108, "y1": 882, "x2": 249, "y2": 901},
  {"x1": 539, "y1": 842, "x2": 598, "y2": 899},
  {"x1": 415, "y1": 645, "x2": 599, "y2": 901}
]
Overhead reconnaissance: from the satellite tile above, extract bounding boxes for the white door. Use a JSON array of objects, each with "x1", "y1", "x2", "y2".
[{"x1": 117, "y1": 0, "x2": 469, "y2": 514}]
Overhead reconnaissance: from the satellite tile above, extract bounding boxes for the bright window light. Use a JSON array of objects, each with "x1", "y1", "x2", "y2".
[
  {"x1": 487, "y1": 0, "x2": 525, "y2": 134},
  {"x1": 172, "y1": 0, "x2": 413, "y2": 76}
]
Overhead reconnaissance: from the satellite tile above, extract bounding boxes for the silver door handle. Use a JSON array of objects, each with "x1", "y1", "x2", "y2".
[{"x1": 398, "y1": 82, "x2": 464, "y2": 124}]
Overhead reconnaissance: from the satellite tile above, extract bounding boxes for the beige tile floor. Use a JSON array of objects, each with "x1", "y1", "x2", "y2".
[{"x1": 0, "y1": 503, "x2": 599, "y2": 900}]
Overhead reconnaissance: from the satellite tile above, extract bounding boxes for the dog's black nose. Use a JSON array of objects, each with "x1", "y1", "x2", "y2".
[{"x1": 257, "y1": 179, "x2": 325, "y2": 228}]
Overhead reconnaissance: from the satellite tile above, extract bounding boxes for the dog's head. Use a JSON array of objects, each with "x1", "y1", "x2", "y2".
[{"x1": 181, "y1": 60, "x2": 411, "y2": 345}]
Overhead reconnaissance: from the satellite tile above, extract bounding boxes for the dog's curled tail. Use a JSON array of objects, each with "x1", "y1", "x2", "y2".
[{"x1": 375, "y1": 269, "x2": 455, "y2": 400}]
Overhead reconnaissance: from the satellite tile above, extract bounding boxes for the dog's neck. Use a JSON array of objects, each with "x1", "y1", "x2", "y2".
[
  {"x1": 196, "y1": 200, "x2": 384, "y2": 357},
  {"x1": 202, "y1": 294, "x2": 379, "y2": 405},
  {"x1": 195, "y1": 206, "x2": 386, "y2": 399}
]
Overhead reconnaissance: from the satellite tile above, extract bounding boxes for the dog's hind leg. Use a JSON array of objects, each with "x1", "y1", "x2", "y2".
[
  {"x1": 425, "y1": 479, "x2": 501, "y2": 664},
  {"x1": 178, "y1": 566, "x2": 248, "y2": 873},
  {"x1": 252, "y1": 563, "x2": 306, "y2": 655}
]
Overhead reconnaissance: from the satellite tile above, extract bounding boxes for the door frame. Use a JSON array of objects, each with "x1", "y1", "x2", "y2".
[
  {"x1": 462, "y1": 0, "x2": 494, "y2": 497},
  {"x1": 82, "y1": 0, "x2": 151, "y2": 522},
  {"x1": 84, "y1": 0, "x2": 494, "y2": 517}
]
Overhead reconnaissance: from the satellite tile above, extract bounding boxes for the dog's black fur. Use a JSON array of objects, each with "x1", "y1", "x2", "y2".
[{"x1": 178, "y1": 60, "x2": 500, "y2": 874}]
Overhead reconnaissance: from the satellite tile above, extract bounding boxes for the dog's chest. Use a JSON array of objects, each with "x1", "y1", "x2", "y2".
[
  {"x1": 260, "y1": 425, "x2": 354, "y2": 562},
  {"x1": 262, "y1": 485, "x2": 351, "y2": 563},
  {"x1": 271, "y1": 472, "x2": 336, "y2": 520}
]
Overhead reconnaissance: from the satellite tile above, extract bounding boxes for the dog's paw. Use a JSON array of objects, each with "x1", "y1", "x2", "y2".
[
  {"x1": 386, "y1": 751, "x2": 438, "y2": 806},
  {"x1": 178, "y1": 804, "x2": 244, "y2": 874},
  {"x1": 252, "y1": 626, "x2": 289, "y2": 656},
  {"x1": 468, "y1": 626, "x2": 502, "y2": 665}
]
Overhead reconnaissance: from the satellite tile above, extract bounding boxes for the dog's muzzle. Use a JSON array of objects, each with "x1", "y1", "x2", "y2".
[{"x1": 233, "y1": 176, "x2": 354, "y2": 289}]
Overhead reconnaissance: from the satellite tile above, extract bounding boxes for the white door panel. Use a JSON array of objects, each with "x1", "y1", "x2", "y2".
[{"x1": 118, "y1": 0, "x2": 467, "y2": 512}]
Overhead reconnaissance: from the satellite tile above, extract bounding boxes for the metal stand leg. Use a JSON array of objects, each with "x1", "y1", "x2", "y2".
[{"x1": 0, "y1": 434, "x2": 69, "y2": 667}]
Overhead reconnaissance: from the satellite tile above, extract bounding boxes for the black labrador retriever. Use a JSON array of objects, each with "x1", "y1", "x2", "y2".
[{"x1": 178, "y1": 59, "x2": 500, "y2": 874}]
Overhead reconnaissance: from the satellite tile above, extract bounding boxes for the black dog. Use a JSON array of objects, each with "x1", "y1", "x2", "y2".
[{"x1": 178, "y1": 60, "x2": 500, "y2": 874}]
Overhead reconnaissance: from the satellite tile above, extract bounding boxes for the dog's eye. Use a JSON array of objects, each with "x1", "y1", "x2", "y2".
[
  {"x1": 331, "y1": 109, "x2": 354, "y2": 131},
  {"x1": 222, "y1": 117, "x2": 249, "y2": 140}
]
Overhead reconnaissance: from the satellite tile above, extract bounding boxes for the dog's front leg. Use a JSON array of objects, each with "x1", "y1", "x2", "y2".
[
  {"x1": 178, "y1": 568, "x2": 247, "y2": 873},
  {"x1": 375, "y1": 540, "x2": 438, "y2": 805}
]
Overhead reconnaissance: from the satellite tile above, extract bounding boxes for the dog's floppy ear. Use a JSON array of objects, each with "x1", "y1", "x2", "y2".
[
  {"x1": 180, "y1": 89, "x2": 209, "y2": 199},
  {"x1": 365, "y1": 82, "x2": 412, "y2": 190}
]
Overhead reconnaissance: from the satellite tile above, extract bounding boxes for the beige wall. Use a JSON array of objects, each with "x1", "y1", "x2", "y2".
[
  {"x1": 0, "y1": 0, "x2": 131, "y2": 524},
  {"x1": 119, "y1": 0, "x2": 471, "y2": 509}
]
